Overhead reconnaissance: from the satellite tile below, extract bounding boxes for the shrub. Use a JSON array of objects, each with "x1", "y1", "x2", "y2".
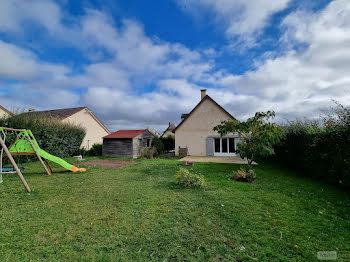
[
  {"x1": 87, "y1": 143, "x2": 102, "y2": 156},
  {"x1": 230, "y1": 168, "x2": 256, "y2": 183},
  {"x1": 77, "y1": 147, "x2": 88, "y2": 157},
  {"x1": 162, "y1": 135, "x2": 175, "y2": 151},
  {"x1": 272, "y1": 120, "x2": 318, "y2": 171},
  {"x1": 0, "y1": 114, "x2": 85, "y2": 158},
  {"x1": 151, "y1": 136, "x2": 175, "y2": 156},
  {"x1": 271, "y1": 104, "x2": 350, "y2": 188},
  {"x1": 141, "y1": 147, "x2": 157, "y2": 159},
  {"x1": 152, "y1": 137, "x2": 165, "y2": 155},
  {"x1": 174, "y1": 168, "x2": 207, "y2": 189}
]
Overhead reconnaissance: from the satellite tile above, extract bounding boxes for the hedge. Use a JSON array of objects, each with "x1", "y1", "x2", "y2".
[
  {"x1": 272, "y1": 121, "x2": 350, "y2": 188},
  {"x1": 79, "y1": 143, "x2": 102, "y2": 157},
  {"x1": 161, "y1": 135, "x2": 175, "y2": 152},
  {"x1": 151, "y1": 136, "x2": 175, "y2": 156},
  {"x1": 0, "y1": 115, "x2": 86, "y2": 158}
]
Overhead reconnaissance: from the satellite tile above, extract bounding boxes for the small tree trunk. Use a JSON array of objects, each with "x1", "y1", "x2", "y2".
[
  {"x1": 247, "y1": 159, "x2": 252, "y2": 168},
  {"x1": 247, "y1": 155, "x2": 254, "y2": 169}
]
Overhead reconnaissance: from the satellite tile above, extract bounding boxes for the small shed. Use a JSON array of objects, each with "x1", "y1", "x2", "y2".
[{"x1": 102, "y1": 129, "x2": 155, "y2": 158}]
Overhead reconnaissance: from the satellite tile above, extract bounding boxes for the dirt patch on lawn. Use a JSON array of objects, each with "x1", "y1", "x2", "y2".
[{"x1": 81, "y1": 159, "x2": 138, "y2": 168}]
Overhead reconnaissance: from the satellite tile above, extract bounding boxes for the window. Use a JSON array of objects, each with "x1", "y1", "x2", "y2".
[
  {"x1": 229, "y1": 138, "x2": 235, "y2": 153},
  {"x1": 222, "y1": 138, "x2": 228, "y2": 152},
  {"x1": 213, "y1": 137, "x2": 236, "y2": 155},
  {"x1": 214, "y1": 138, "x2": 220, "y2": 152},
  {"x1": 146, "y1": 139, "x2": 151, "y2": 147}
]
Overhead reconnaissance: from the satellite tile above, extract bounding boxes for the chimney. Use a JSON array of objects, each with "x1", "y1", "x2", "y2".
[
  {"x1": 201, "y1": 89, "x2": 207, "y2": 100},
  {"x1": 28, "y1": 108, "x2": 35, "y2": 112}
]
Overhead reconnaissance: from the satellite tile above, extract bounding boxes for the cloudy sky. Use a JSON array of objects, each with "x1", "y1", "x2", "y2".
[{"x1": 0, "y1": 0, "x2": 349, "y2": 131}]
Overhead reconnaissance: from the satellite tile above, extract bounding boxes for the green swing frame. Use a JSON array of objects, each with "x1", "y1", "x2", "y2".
[{"x1": 0, "y1": 127, "x2": 52, "y2": 193}]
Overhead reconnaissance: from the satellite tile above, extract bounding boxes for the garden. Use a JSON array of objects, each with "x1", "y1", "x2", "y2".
[
  {"x1": 0, "y1": 157, "x2": 349, "y2": 261},
  {"x1": 0, "y1": 105, "x2": 349, "y2": 261}
]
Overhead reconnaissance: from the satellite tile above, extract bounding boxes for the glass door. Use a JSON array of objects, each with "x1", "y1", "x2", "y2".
[{"x1": 214, "y1": 137, "x2": 236, "y2": 156}]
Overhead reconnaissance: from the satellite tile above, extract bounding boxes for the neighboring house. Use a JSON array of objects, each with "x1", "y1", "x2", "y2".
[
  {"x1": 147, "y1": 128, "x2": 161, "y2": 138},
  {"x1": 24, "y1": 107, "x2": 110, "y2": 149},
  {"x1": 102, "y1": 129, "x2": 155, "y2": 158},
  {"x1": 160, "y1": 122, "x2": 176, "y2": 138},
  {"x1": 174, "y1": 89, "x2": 240, "y2": 157},
  {"x1": 0, "y1": 105, "x2": 14, "y2": 119}
]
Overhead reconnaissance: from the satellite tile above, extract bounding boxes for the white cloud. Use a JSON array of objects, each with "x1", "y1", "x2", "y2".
[
  {"x1": 0, "y1": 4, "x2": 216, "y2": 130},
  {"x1": 76, "y1": 63, "x2": 130, "y2": 89},
  {"x1": 0, "y1": 0, "x2": 350, "y2": 132},
  {"x1": 0, "y1": 40, "x2": 69, "y2": 80},
  {"x1": 218, "y1": 0, "x2": 350, "y2": 121},
  {"x1": 81, "y1": 84, "x2": 197, "y2": 130},
  {"x1": 176, "y1": 0, "x2": 290, "y2": 46},
  {"x1": 0, "y1": 0, "x2": 62, "y2": 33},
  {"x1": 79, "y1": 14, "x2": 214, "y2": 83}
]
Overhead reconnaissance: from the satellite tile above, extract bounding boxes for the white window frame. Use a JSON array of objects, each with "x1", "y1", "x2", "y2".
[{"x1": 213, "y1": 137, "x2": 237, "y2": 157}]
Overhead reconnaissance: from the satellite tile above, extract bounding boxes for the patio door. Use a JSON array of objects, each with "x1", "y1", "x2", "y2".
[{"x1": 214, "y1": 137, "x2": 236, "y2": 156}]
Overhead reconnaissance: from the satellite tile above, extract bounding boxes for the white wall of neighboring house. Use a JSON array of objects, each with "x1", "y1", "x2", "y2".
[
  {"x1": 63, "y1": 108, "x2": 110, "y2": 149},
  {"x1": 0, "y1": 107, "x2": 12, "y2": 119},
  {"x1": 162, "y1": 130, "x2": 174, "y2": 138},
  {"x1": 175, "y1": 98, "x2": 234, "y2": 156}
]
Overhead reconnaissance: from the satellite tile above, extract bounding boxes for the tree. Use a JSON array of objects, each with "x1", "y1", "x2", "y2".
[
  {"x1": 162, "y1": 135, "x2": 175, "y2": 151},
  {"x1": 213, "y1": 111, "x2": 283, "y2": 167},
  {"x1": 151, "y1": 137, "x2": 165, "y2": 155}
]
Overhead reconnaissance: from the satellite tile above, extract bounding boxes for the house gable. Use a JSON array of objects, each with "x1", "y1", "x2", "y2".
[
  {"x1": 0, "y1": 105, "x2": 14, "y2": 118},
  {"x1": 174, "y1": 95, "x2": 235, "y2": 156},
  {"x1": 63, "y1": 108, "x2": 110, "y2": 148},
  {"x1": 175, "y1": 96, "x2": 234, "y2": 133},
  {"x1": 161, "y1": 122, "x2": 176, "y2": 137}
]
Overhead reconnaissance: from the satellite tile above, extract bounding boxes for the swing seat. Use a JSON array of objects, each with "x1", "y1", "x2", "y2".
[{"x1": 0, "y1": 167, "x2": 25, "y2": 174}]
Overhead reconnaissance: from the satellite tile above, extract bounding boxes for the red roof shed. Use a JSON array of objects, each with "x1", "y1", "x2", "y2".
[
  {"x1": 103, "y1": 129, "x2": 155, "y2": 158},
  {"x1": 104, "y1": 129, "x2": 148, "y2": 139}
]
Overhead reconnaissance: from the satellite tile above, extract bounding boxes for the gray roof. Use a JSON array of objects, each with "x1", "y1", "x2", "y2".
[{"x1": 21, "y1": 107, "x2": 87, "y2": 120}]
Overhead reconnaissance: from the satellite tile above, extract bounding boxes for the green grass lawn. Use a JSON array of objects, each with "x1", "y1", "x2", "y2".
[{"x1": 0, "y1": 157, "x2": 349, "y2": 261}]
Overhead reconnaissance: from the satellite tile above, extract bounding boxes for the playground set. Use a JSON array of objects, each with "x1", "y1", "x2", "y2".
[{"x1": 0, "y1": 127, "x2": 86, "y2": 192}]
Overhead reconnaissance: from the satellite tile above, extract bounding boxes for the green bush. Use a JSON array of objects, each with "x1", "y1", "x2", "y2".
[
  {"x1": 141, "y1": 147, "x2": 157, "y2": 159},
  {"x1": 78, "y1": 147, "x2": 88, "y2": 157},
  {"x1": 272, "y1": 105, "x2": 350, "y2": 188},
  {"x1": 174, "y1": 168, "x2": 207, "y2": 189},
  {"x1": 87, "y1": 143, "x2": 102, "y2": 156},
  {"x1": 151, "y1": 136, "x2": 175, "y2": 156},
  {"x1": 0, "y1": 115, "x2": 85, "y2": 158},
  {"x1": 151, "y1": 137, "x2": 165, "y2": 155},
  {"x1": 161, "y1": 135, "x2": 175, "y2": 151},
  {"x1": 230, "y1": 168, "x2": 256, "y2": 183}
]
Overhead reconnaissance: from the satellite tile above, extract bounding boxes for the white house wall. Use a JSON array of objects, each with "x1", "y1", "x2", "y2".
[
  {"x1": 63, "y1": 109, "x2": 109, "y2": 149},
  {"x1": 175, "y1": 98, "x2": 236, "y2": 156},
  {"x1": 0, "y1": 108, "x2": 11, "y2": 119}
]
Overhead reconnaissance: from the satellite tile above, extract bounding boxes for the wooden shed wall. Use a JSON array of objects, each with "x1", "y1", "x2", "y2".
[
  {"x1": 102, "y1": 138, "x2": 133, "y2": 158},
  {"x1": 133, "y1": 131, "x2": 155, "y2": 158}
]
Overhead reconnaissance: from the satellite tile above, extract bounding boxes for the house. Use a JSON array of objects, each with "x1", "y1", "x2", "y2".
[
  {"x1": 24, "y1": 107, "x2": 110, "y2": 149},
  {"x1": 0, "y1": 105, "x2": 14, "y2": 119},
  {"x1": 174, "y1": 89, "x2": 240, "y2": 157},
  {"x1": 147, "y1": 128, "x2": 161, "y2": 138},
  {"x1": 160, "y1": 122, "x2": 176, "y2": 138},
  {"x1": 103, "y1": 129, "x2": 155, "y2": 158}
]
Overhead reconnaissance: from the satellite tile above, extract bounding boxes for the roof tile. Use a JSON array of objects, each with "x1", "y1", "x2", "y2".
[
  {"x1": 21, "y1": 107, "x2": 87, "y2": 120},
  {"x1": 104, "y1": 129, "x2": 148, "y2": 139}
]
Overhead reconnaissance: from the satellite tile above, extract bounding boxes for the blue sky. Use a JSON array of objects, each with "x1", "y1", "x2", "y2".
[{"x1": 0, "y1": 0, "x2": 349, "y2": 131}]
